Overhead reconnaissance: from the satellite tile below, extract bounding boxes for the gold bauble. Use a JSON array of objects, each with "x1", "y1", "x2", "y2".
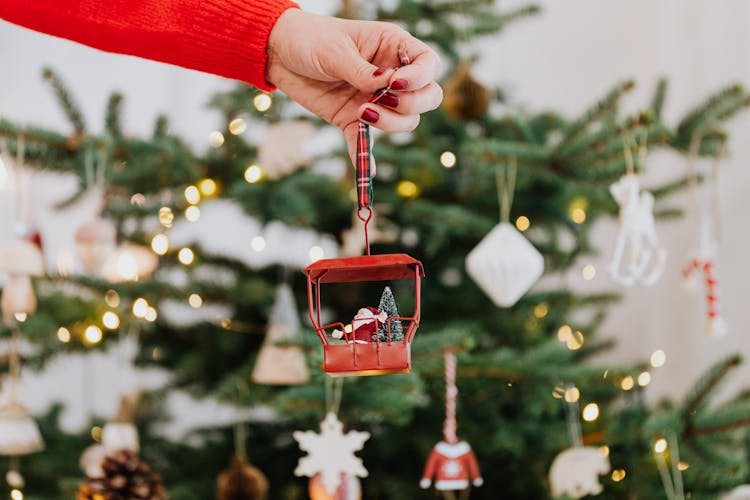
[
  {"x1": 217, "y1": 455, "x2": 269, "y2": 500},
  {"x1": 442, "y1": 63, "x2": 490, "y2": 121}
]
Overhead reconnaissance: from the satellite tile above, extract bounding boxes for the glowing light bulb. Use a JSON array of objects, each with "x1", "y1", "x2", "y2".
[
  {"x1": 557, "y1": 325, "x2": 572, "y2": 342},
  {"x1": 10, "y1": 488, "x2": 23, "y2": 500},
  {"x1": 151, "y1": 234, "x2": 169, "y2": 255},
  {"x1": 184, "y1": 185, "x2": 200, "y2": 205},
  {"x1": 188, "y1": 293, "x2": 203, "y2": 308},
  {"x1": 185, "y1": 205, "x2": 201, "y2": 222},
  {"x1": 198, "y1": 178, "x2": 217, "y2": 196},
  {"x1": 228, "y1": 118, "x2": 247, "y2": 135},
  {"x1": 91, "y1": 426, "x2": 102, "y2": 441},
  {"x1": 244, "y1": 164, "x2": 263, "y2": 183},
  {"x1": 678, "y1": 461, "x2": 689, "y2": 471},
  {"x1": 654, "y1": 438, "x2": 667, "y2": 454},
  {"x1": 611, "y1": 469, "x2": 626, "y2": 482},
  {"x1": 309, "y1": 245, "x2": 324, "y2": 262},
  {"x1": 582, "y1": 264, "x2": 596, "y2": 280},
  {"x1": 567, "y1": 331, "x2": 584, "y2": 350},
  {"x1": 564, "y1": 386, "x2": 580, "y2": 403},
  {"x1": 621, "y1": 375, "x2": 635, "y2": 391},
  {"x1": 440, "y1": 151, "x2": 456, "y2": 168},
  {"x1": 13, "y1": 313, "x2": 27, "y2": 322},
  {"x1": 84, "y1": 326, "x2": 103, "y2": 344},
  {"x1": 57, "y1": 327, "x2": 71, "y2": 343},
  {"x1": 144, "y1": 307, "x2": 158, "y2": 322},
  {"x1": 102, "y1": 311, "x2": 120, "y2": 330},
  {"x1": 208, "y1": 131, "x2": 225, "y2": 148},
  {"x1": 251, "y1": 236, "x2": 266, "y2": 252},
  {"x1": 254, "y1": 93, "x2": 272, "y2": 111},
  {"x1": 569, "y1": 197, "x2": 588, "y2": 224},
  {"x1": 158, "y1": 206, "x2": 174, "y2": 228},
  {"x1": 598, "y1": 446, "x2": 610, "y2": 457},
  {"x1": 178, "y1": 247, "x2": 194, "y2": 265},
  {"x1": 396, "y1": 180, "x2": 420, "y2": 198},
  {"x1": 132, "y1": 298, "x2": 148, "y2": 318},
  {"x1": 650, "y1": 349, "x2": 666, "y2": 368},
  {"x1": 533, "y1": 302, "x2": 549, "y2": 318},
  {"x1": 582, "y1": 403, "x2": 599, "y2": 422},
  {"x1": 105, "y1": 290, "x2": 120, "y2": 307},
  {"x1": 515, "y1": 216, "x2": 530, "y2": 232},
  {"x1": 638, "y1": 371, "x2": 651, "y2": 387}
]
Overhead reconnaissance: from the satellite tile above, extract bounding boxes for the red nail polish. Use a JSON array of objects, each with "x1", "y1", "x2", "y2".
[
  {"x1": 373, "y1": 67, "x2": 387, "y2": 77},
  {"x1": 391, "y1": 78, "x2": 408, "y2": 90},
  {"x1": 361, "y1": 108, "x2": 380, "y2": 124},
  {"x1": 378, "y1": 92, "x2": 399, "y2": 108}
]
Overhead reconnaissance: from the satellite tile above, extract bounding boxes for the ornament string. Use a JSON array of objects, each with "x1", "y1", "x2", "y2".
[
  {"x1": 325, "y1": 377, "x2": 344, "y2": 416},
  {"x1": 355, "y1": 43, "x2": 411, "y2": 255},
  {"x1": 495, "y1": 156, "x2": 517, "y2": 224},
  {"x1": 563, "y1": 385, "x2": 583, "y2": 448},
  {"x1": 443, "y1": 349, "x2": 458, "y2": 443},
  {"x1": 234, "y1": 421, "x2": 248, "y2": 461},
  {"x1": 653, "y1": 434, "x2": 685, "y2": 500}
]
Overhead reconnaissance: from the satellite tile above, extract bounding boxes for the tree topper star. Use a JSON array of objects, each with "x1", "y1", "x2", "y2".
[{"x1": 293, "y1": 412, "x2": 370, "y2": 494}]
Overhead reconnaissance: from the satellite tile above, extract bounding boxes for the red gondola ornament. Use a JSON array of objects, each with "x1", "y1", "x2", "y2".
[{"x1": 302, "y1": 44, "x2": 424, "y2": 377}]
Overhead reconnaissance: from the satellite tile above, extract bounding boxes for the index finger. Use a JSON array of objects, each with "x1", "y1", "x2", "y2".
[{"x1": 389, "y1": 36, "x2": 442, "y2": 91}]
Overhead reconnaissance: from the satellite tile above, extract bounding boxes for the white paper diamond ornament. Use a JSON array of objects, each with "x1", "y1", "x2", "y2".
[{"x1": 465, "y1": 222, "x2": 544, "y2": 307}]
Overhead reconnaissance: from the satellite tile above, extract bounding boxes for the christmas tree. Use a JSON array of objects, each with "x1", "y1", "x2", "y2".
[
  {"x1": 376, "y1": 286, "x2": 403, "y2": 342},
  {"x1": 2, "y1": 2, "x2": 750, "y2": 499}
]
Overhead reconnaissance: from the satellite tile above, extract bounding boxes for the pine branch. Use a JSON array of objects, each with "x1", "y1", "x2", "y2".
[
  {"x1": 682, "y1": 354, "x2": 742, "y2": 421},
  {"x1": 651, "y1": 79, "x2": 668, "y2": 119},
  {"x1": 105, "y1": 93, "x2": 124, "y2": 138},
  {"x1": 42, "y1": 67, "x2": 86, "y2": 135}
]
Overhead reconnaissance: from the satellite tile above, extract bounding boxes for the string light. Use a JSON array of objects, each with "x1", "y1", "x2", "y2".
[
  {"x1": 516, "y1": 215, "x2": 531, "y2": 232},
  {"x1": 144, "y1": 307, "x2": 158, "y2": 322},
  {"x1": 208, "y1": 131, "x2": 225, "y2": 148},
  {"x1": 132, "y1": 298, "x2": 148, "y2": 318},
  {"x1": 678, "y1": 462, "x2": 689, "y2": 471},
  {"x1": 188, "y1": 293, "x2": 203, "y2": 308},
  {"x1": 309, "y1": 245, "x2": 325, "y2": 262},
  {"x1": 184, "y1": 185, "x2": 200, "y2": 204},
  {"x1": 552, "y1": 385, "x2": 565, "y2": 399},
  {"x1": 621, "y1": 375, "x2": 635, "y2": 391},
  {"x1": 105, "y1": 290, "x2": 120, "y2": 308},
  {"x1": 650, "y1": 349, "x2": 666, "y2": 368},
  {"x1": 13, "y1": 313, "x2": 27, "y2": 322},
  {"x1": 533, "y1": 302, "x2": 549, "y2": 318},
  {"x1": 185, "y1": 205, "x2": 201, "y2": 222},
  {"x1": 151, "y1": 234, "x2": 169, "y2": 255},
  {"x1": 228, "y1": 118, "x2": 247, "y2": 135},
  {"x1": 582, "y1": 264, "x2": 596, "y2": 280},
  {"x1": 440, "y1": 151, "x2": 456, "y2": 168},
  {"x1": 254, "y1": 93, "x2": 272, "y2": 111},
  {"x1": 638, "y1": 371, "x2": 651, "y2": 387},
  {"x1": 598, "y1": 446, "x2": 610, "y2": 457},
  {"x1": 10, "y1": 489, "x2": 23, "y2": 500},
  {"x1": 199, "y1": 178, "x2": 217, "y2": 196},
  {"x1": 158, "y1": 206, "x2": 174, "y2": 228},
  {"x1": 557, "y1": 325, "x2": 572, "y2": 342},
  {"x1": 57, "y1": 327, "x2": 71, "y2": 343},
  {"x1": 178, "y1": 248, "x2": 194, "y2": 265},
  {"x1": 130, "y1": 193, "x2": 146, "y2": 206},
  {"x1": 244, "y1": 164, "x2": 263, "y2": 183},
  {"x1": 251, "y1": 236, "x2": 266, "y2": 252},
  {"x1": 564, "y1": 386, "x2": 580, "y2": 403},
  {"x1": 567, "y1": 330, "x2": 584, "y2": 350},
  {"x1": 582, "y1": 403, "x2": 600, "y2": 422},
  {"x1": 654, "y1": 438, "x2": 667, "y2": 454},
  {"x1": 569, "y1": 197, "x2": 588, "y2": 224},
  {"x1": 102, "y1": 311, "x2": 120, "y2": 330},
  {"x1": 396, "y1": 180, "x2": 420, "y2": 198},
  {"x1": 611, "y1": 469, "x2": 626, "y2": 482},
  {"x1": 84, "y1": 326, "x2": 103, "y2": 345},
  {"x1": 91, "y1": 426, "x2": 102, "y2": 441}
]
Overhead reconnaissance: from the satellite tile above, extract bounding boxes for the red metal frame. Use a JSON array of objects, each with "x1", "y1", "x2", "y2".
[{"x1": 303, "y1": 253, "x2": 424, "y2": 377}]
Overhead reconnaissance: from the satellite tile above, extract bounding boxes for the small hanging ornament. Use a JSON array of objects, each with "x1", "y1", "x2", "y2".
[
  {"x1": 75, "y1": 217, "x2": 117, "y2": 275},
  {"x1": 101, "y1": 394, "x2": 140, "y2": 454},
  {"x1": 548, "y1": 385, "x2": 610, "y2": 498},
  {"x1": 608, "y1": 118, "x2": 666, "y2": 287},
  {"x1": 683, "y1": 132, "x2": 727, "y2": 337},
  {"x1": 421, "y1": 350, "x2": 483, "y2": 497},
  {"x1": 252, "y1": 283, "x2": 310, "y2": 385},
  {"x1": 257, "y1": 120, "x2": 315, "y2": 179},
  {"x1": 0, "y1": 238, "x2": 44, "y2": 323},
  {"x1": 442, "y1": 62, "x2": 490, "y2": 121},
  {"x1": 0, "y1": 399, "x2": 44, "y2": 456},
  {"x1": 77, "y1": 449, "x2": 168, "y2": 500},
  {"x1": 466, "y1": 157, "x2": 543, "y2": 307},
  {"x1": 216, "y1": 455, "x2": 269, "y2": 500},
  {"x1": 309, "y1": 472, "x2": 361, "y2": 500}
]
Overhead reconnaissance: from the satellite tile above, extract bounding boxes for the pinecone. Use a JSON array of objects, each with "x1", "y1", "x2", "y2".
[{"x1": 77, "y1": 450, "x2": 168, "y2": 500}]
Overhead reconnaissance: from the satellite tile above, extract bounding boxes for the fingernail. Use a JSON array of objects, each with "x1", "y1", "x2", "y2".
[
  {"x1": 378, "y1": 92, "x2": 399, "y2": 108},
  {"x1": 390, "y1": 78, "x2": 408, "y2": 90},
  {"x1": 361, "y1": 108, "x2": 380, "y2": 124},
  {"x1": 373, "y1": 67, "x2": 387, "y2": 77}
]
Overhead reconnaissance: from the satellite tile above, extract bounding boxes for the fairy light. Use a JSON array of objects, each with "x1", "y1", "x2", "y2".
[
  {"x1": 84, "y1": 325, "x2": 103, "y2": 345},
  {"x1": 564, "y1": 386, "x2": 580, "y2": 403},
  {"x1": 557, "y1": 325, "x2": 572, "y2": 342},
  {"x1": 309, "y1": 245, "x2": 325, "y2": 262},
  {"x1": 185, "y1": 205, "x2": 201, "y2": 222},
  {"x1": 144, "y1": 307, "x2": 158, "y2": 322},
  {"x1": 254, "y1": 93, "x2": 272, "y2": 112},
  {"x1": 611, "y1": 469, "x2": 626, "y2": 482},
  {"x1": 102, "y1": 311, "x2": 120, "y2": 330},
  {"x1": 132, "y1": 298, "x2": 148, "y2": 318},
  {"x1": 569, "y1": 197, "x2": 588, "y2": 224},
  {"x1": 130, "y1": 193, "x2": 146, "y2": 206},
  {"x1": 396, "y1": 180, "x2": 420, "y2": 198},
  {"x1": 582, "y1": 403, "x2": 600, "y2": 422},
  {"x1": 184, "y1": 185, "x2": 200, "y2": 204},
  {"x1": 582, "y1": 264, "x2": 596, "y2": 280},
  {"x1": 208, "y1": 131, "x2": 225, "y2": 148},
  {"x1": 638, "y1": 371, "x2": 652, "y2": 387},
  {"x1": 598, "y1": 446, "x2": 610, "y2": 457},
  {"x1": 567, "y1": 330, "x2": 584, "y2": 350},
  {"x1": 13, "y1": 313, "x2": 27, "y2": 322},
  {"x1": 178, "y1": 247, "x2": 194, "y2": 265},
  {"x1": 621, "y1": 375, "x2": 635, "y2": 391},
  {"x1": 251, "y1": 236, "x2": 266, "y2": 252},
  {"x1": 188, "y1": 293, "x2": 203, "y2": 308},
  {"x1": 10, "y1": 489, "x2": 23, "y2": 500},
  {"x1": 57, "y1": 327, "x2": 71, "y2": 343},
  {"x1": 244, "y1": 164, "x2": 263, "y2": 183},
  {"x1": 228, "y1": 118, "x2": 247, "y2": 135},
  {"x1": 158, "y1": 206, "x2": 174, "y2": 228},
  {"x1": 440, "y1": 151, "x2": 456, "y2": 168},
  {"x1": 533, "y1": 302, "x2": 549, "y2": 318},
  {"x1": 91, "y1": 426, "x2": 102, "y2": 441},
  {"x1": 650, "y1": 349, "x2": 666, "y2": 368},
  {"x1": 678, "y1": 462, "x2": 689, "y2": 471},
  {"x1": 151, "y1": 234, "x2": 169, "y2": 255},
  {"x1": 198, "y1": 178, "x2": 217, "y2": 196},
  {"x1": 654, "y1": 438, "x2": 667, "y2": 454},
  {"x1": 515, "y1": 215, "x2": 530, "y2": 232},
  {"x1": 105, "y1": 290, "x2": 120, "y2": 308}
]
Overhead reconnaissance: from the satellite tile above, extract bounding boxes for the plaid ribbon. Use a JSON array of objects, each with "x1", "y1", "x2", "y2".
[{"x1": 355, "y1": 44, "x2": 412, "y2": 210}]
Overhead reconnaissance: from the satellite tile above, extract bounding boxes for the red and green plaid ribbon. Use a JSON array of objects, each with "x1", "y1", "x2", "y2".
[{"x1": 356, "y1": 44, "x2": 412, "y2": 210}]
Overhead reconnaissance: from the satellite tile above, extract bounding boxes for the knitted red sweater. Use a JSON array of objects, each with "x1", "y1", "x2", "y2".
[{"x1": 0, "y1": 0, "x2": 299, "y2": 91}]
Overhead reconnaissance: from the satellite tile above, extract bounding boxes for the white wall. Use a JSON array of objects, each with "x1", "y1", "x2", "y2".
[{"x1": 1, "y1": 0, "x2": 749, "y2": 431}]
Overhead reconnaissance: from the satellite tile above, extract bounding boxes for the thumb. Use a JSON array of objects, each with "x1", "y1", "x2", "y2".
[{"x1": 326, "y1": 41, "x2": 394, "y2": 94}]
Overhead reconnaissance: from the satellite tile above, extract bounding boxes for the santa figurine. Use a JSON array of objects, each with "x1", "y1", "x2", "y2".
[
  {"x1": 333, "y1": 307, "x2": 388, "y2": 344},
  {"x1": 420, "y1": 434, "x2": 483, "y2": 495}
]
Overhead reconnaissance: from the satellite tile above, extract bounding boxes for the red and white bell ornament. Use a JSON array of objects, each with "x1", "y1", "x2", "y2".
[{"x1": 0, "y1": 238, "x2": 44, "y2": 322}]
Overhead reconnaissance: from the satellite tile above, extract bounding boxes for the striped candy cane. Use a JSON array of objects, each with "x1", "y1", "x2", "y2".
[{"x1": 683, "y1": 258, "x2": 727, "y2": 337}]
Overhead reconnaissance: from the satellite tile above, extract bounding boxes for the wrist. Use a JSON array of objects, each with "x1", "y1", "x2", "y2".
[{"x1": 266, "y1": 7, "x2": 305, "y2": 86}]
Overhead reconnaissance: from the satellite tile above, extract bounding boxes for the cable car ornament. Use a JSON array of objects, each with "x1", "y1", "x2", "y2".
[{"x1": 302, "y1": 44, "x2": 424, "y2": 377}]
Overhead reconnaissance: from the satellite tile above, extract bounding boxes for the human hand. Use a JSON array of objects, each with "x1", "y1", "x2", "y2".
[{"x1": 266, "y1": 9, "x2": 442, "y2": 170}]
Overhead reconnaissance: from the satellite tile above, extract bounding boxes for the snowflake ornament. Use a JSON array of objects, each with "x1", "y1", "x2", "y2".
[{"x1": 293, "y1": 412, "x2": 370, "y2": 495}]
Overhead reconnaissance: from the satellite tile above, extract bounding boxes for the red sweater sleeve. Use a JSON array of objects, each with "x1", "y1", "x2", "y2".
[{"x1": 0, "y1": 0, "x2": 299, "y2": 91}]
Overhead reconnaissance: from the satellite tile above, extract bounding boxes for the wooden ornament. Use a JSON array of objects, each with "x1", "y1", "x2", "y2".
[
  {"x1": 442, "y1": 63, "x2": 490, "y2": 121},
  {"x1": 216, "y1": 455, "x2": 269, "y2": 500}
]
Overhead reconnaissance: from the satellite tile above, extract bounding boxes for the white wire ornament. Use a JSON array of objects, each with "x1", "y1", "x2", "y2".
[{"x1": 608, "y1": 131, "x2": 666, "y2": 286}]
